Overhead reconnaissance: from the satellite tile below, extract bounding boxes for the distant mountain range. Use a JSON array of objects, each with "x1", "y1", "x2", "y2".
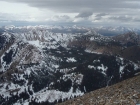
[
  {"x1": 0, "y1": 25, "x2": 140, "y2": 105},
  {"x1": 1, "y1": 25, "x2": 140, "y2": 35},
  {"x1": 92, "y1": 26, "x2": 140, "y2": 36}
]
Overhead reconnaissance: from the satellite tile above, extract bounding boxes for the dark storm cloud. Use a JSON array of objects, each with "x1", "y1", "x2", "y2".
[
  {"x1": 94, "y1": 13, "x2": 108, "y2": 20},
  {"x1": 95, "y1": 13, "x2": 108, "y2": 17},
  {"x1": 75, "y1": 11, "x2": 93, "y2": 18}
]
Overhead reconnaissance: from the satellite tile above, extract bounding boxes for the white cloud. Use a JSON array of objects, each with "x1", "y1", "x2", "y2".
[
  {"x1": 0, "y1": 1, "x2": 57, "y2": 22},
  {"x1": 0, "y1": 0, "x2": 140, "y2": 27}
]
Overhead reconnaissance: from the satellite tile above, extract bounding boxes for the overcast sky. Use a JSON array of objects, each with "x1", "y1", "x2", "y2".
[{"x1": 0, "y1": 0, "x2": 140, "y2": 27}]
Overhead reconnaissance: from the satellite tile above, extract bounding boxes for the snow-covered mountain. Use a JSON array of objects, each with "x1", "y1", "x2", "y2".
[{"x1": 0, "y1": 25, "x2": 140, "y2": 105}]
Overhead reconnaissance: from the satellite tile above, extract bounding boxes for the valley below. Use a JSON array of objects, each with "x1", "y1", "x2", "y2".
[{"x1": 0, "y1": 25, "x2": 140, "y2": 105}]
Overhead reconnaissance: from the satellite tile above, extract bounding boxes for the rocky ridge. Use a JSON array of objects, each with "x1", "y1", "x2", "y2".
[{"x1": 58, "y1": 74, "x2": 140, "y2": 105}]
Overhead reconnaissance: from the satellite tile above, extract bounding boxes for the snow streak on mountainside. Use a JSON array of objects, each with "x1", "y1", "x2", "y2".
[{"x1": 0, "y1": 25, "x2": 140, "y2": 105}]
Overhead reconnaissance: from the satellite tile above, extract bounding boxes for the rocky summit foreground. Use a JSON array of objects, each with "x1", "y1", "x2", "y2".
[{"x1": 58, "y1": 74, "x2": 140, "y2": 105}]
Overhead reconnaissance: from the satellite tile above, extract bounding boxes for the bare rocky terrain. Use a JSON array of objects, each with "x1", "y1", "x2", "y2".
[{"x1": 58, "y1": 74, "x2": 140, "y2": 105}]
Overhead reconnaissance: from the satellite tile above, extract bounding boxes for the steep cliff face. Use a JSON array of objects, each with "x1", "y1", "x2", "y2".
[{"x1": 0, "y1": 26, "x2": 140, "y2": 105}]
